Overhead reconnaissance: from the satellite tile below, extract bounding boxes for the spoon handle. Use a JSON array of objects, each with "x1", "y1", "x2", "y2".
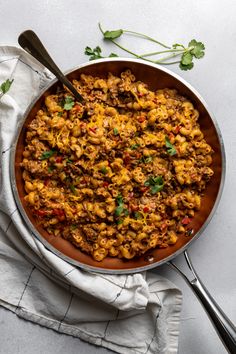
[{"x1": 18, "y1": 30, "x2": 84, "y2": 102}]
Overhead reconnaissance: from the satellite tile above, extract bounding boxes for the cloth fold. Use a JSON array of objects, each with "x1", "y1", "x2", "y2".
[{"x1": 0, "y1": 46, "x2": 182, "y2": 354}]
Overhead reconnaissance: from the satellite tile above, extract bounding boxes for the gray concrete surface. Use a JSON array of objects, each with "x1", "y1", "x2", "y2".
[{"x1": 0, "y1": 0, "x2": 236, "y2": 353}]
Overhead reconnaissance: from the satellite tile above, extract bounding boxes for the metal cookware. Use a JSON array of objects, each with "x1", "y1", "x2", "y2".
[{"x1": 11, "y1": 55, "x2": 236, "y2": 352}]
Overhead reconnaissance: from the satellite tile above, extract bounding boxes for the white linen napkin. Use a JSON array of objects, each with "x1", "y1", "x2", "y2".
[{"x1": 0, "y1": 46, "x2": 182, "y2": 354}]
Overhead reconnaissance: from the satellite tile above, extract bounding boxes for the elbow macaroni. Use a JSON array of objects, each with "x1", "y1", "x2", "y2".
[{"x1": 21, "y1": 70, "x2": 214, "y2": 261}]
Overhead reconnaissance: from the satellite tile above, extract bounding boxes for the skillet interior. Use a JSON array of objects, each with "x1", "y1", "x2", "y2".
[{"x1": 12, "y1": 59, "x2": 224, "y2": 273}]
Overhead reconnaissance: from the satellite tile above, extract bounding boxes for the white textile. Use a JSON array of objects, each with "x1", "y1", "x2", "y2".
[{"x1": 0, "y1": 46, "x2": 182, "y2": 354}]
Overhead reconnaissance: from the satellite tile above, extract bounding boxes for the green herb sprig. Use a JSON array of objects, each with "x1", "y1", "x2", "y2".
[
  {"x1": 130, "y1": 143, "x2": 140, "y2": 150},
  {"x1": 0, "y1": 78, "x2": 14, "y2": 96},
  {"x1": 85, "y1": 46, "x2": 118, "y2": 61},
  {"x1": 63, "y1": 96, "x2": 75, "y2": 110},
  {"x1": 113, "y1": 127, "x2": 119, "y2": 135},
  {"x1": 84, "y1": 24, "x2": 205, "y2": 71},
  {"x1": 144, "y1": 176, "x2": 164, "y2": 194},
  {"x1": 100, "y1": 166, "x2": 108, "y2": 174},
  {"x1": 40, "y1": 150, "x2": 55, "y2": 160},
  {"x1": 114, "y1": 194, "x2": 129, "y2": 217},
  {"x1": 165, "y1": 137, "x2": 177, "y2": 156}
]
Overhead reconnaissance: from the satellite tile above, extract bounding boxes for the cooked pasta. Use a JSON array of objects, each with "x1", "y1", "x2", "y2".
[{"x1": 21, "y1": 70, "x2": 214, "y2": 261}]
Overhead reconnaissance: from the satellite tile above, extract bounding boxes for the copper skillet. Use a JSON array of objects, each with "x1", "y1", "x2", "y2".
[{"x1": 11, "y1": 33, "x2": 236, "y2": 352}]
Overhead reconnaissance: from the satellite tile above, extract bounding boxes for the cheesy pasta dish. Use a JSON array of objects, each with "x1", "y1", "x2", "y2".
[{"x1": 21, "y1": 70, "x2": 214, "y2": 261}]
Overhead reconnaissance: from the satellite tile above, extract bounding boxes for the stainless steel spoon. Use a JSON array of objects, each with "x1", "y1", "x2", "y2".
[{"x1": 18, "y1": 30, "x2": 84, "y2": 103}]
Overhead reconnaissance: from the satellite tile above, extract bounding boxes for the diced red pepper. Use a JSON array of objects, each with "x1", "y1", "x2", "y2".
[
  {"x1": 52, "y1": 208, "x2": 65, "y2": 221},
  {"x1": 103, "y1": 182, "x2": 109, "y2": 188},
  {"x1": 175, "y1": 125, "x2": 181, "y2": 134},
  {"x1": 124, "y1": 153, "x2": 131, "y2": 166},
  {"x1": 182, "y1": 217, "x2": 192, "y2": 225},
  {"x1": 130, "y1": 204, "x2": 139, "y2": 211},
  {"x1": 55, "y1": 156, "x2": 63, "y2": 163},
  {"x1": 35, "y1": 209, "x2": 48, "y2": 217},
  {"x1": 140, "y1": 187, "x2": 149, "y2": 193},
  {"x1": 44, "y1": 179, "x2": 50, "y2": 186},
  {"x1": 169, "y1": 132, "x2": 175, "y2": 140},
  {"x1": 143, "y1": 206, "x2": 149, "y2": 213},
  {"x1": 161, "y1": 222, "x2": 167, "y2": 230},
  {"x1": 74, "y1": 104, "x2": 81, "y2": 111},
  {"x1": 138, "y1": 116, "x2": 146, "y2": 123},
  {"x1": 89, "y1": 127, "x2": 97, "y2": 133}
]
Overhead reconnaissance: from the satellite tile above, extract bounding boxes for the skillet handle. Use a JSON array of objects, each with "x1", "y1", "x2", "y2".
[{"x1": 169, "y1": 251, "x2": 236, "y2": 353}]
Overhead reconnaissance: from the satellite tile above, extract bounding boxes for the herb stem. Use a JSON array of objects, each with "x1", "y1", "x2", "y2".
[
  {"x1": 152, "y1": 52, "x2": 183, "y2": 63},
  {"x1": 99, "y1": 23, "x2": 142, "y2": 58},
  {"x1": 156, "y1": 60, "x2": 181, "y2": 65},
  {"x1": 140, "y1": 48, "x2": 185, "y2": 58},
  {"x1": 99, "y1": 23, "x2": 185, "y2": 66},
  {"x1": 122, "y1": 29, "x2": 171, "y2": 49}
]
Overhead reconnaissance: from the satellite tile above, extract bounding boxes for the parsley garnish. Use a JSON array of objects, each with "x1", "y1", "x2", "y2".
[
  {"x1": 140, "y1": 156, "x2": 153, "y2": 164},
  {"x1": 63, "y1": 96, "x2": 74, "y2": 110},
  {"x1": 71, "y1": 224, "x2": 77, "y2": 230},
  {"x1": 70, "y1": 185, "x2": 76, "y2": 194},
  {"x1": 144, "y1": 176, "x2": 164, "y2": 194},
  {"x1": 0, "y1": 78, "x2": 14, "y2": 95},
  {"x1": 115, "y1": 205, "x2": 124, "y2": 217},
  {"x1": 134, "y1": 211, "x2": 142, "y2": 219},
  {"x1": 89, "y1": 23, "x2": 206, "y2": 71},
  {"x1": 104, "y1": 29, "x2": 123, "y2": 39},
  {"x1": 116, "y1": 219, "x2": 123, "y2": 225},
  {"x1": 115, "y1": 195, "x2": 127, "y2": 216},
  {"x1": 131, "y1": 144, "x2": 140, "y2": 150},
  {"x1": 144, "y1": 156, "x2": 153, "y2": 163},
  {"x1": 165, "y1": 137, "x2": 177, "y2": 156},
  {"x1": 40, "y1": 150, "x2": 55, "y2": 160},
  {"x1": 113, "y1": 128, "x2": 119, "y2": 135},
  {"x1": 84, "y1": 46, "x2": 118, "y2": 61},
  {"x1": 101, "y1": 166, "x2": 108, "y2": 174}
]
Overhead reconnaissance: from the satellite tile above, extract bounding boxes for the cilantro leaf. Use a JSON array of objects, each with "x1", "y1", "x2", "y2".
[
  {"x1": 113, "y1": 128, "x2": 119, "y2": 135},
  {"x1": 123, "y1": 208, "x2": 129, "y2": 216},
  {"x1": 0, "y1": 79, "x2": 14, "y2": 94},
  {"x1": 116, "y1": 195, "x2": 123, "y2": 206},
  {"x1": 115, "y1": 194, "x2": 125, "y2": 216},
  {"x1": 84, "y1": 46, "x2": 118, "y2": 61},
  {"x1": 189, "y1": 39, "x2": 205, "y2": 59},
  {"x1": 131, "y1": 144, "x2": 140, "y2": 150},
  {"x1": 116, "y1": 219, "x2": 123, "y2": 225},
  {"x1": 144, "y1": 175, "x2": 164, "y2": 194},
  {"x1": 104, "y1": 29, "x2": 123, "y2": 39},
  {"x1": 172, "y1": 43, "x2": 185, "y2": 49},
  {"x1": 179, "y1": 62, "x2": 194, "y2": 71},
  {"x1": 100, "y1": 166, "x2": 108, "y2": 174},
  {"x1": 134, "y1": 211, "x2": 142, "y2": 219},
  {"x1": 109, "y1": 53, "x2": 119, "y2": 57},
  {"x1": 144, "y1": 156, "x2": 153, "y2": 163},
  {"x1": 181, "y1": 52, "x2": 193, "y2": 65},
  {"x1": 165, "y1": 137, "x2": 177, "y2": 156},
  {"x1": 70, "y1": 184, "x2": 76, "y2": 194},
  {"x1": 40, "y1": 150, "x2": 55, "y2": 160},
  {"x1": 115, "y1": 205, "x2": 124, "y2": 216},
  {"x1": 63, "y1": 96, "x2": 74, "y2": 110},
  {"x1": 84, "y1": 46, "x2": 103, "y2": 60},
  {"x1": 151, "y1": 184, "x2": 163, "y2": 194}
]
